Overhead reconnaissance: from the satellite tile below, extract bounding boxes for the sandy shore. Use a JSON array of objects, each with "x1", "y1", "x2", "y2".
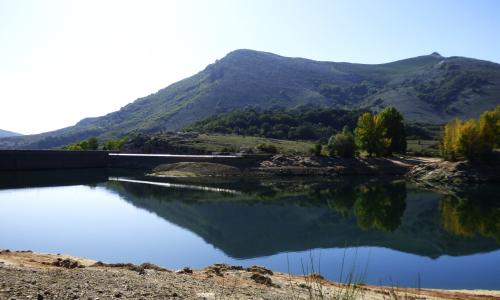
[{"x1": 1, "y1": 250, "x2": 499, "y2": 300}]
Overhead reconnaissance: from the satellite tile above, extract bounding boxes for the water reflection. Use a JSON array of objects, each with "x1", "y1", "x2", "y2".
[
  {"x1": 2, "y1": 171, "x2": 499, "y2": 289},
  {"x1": 439, "y1": 185, "x2": 500, "y2": 242},
  {"x1": 103, "y1": 176, "x2": 499, "y2": 259}
]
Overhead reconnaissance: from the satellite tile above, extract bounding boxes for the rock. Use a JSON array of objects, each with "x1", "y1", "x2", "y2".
[
  {"x1": 52, "y1": 258, "x2": 84, "y2": 269},
  {"x1": 175, "y1": 267, "x2": 193, "y2": 274},
  {"x1": 406, "y1": 160, "x2": 500, "y2": 187},
  {"x1": 246, "y1": 265, "x2": 273, "y2": 275},
  {"x1": 250, "y1": 273, "x2": 273, "y2": 286}
]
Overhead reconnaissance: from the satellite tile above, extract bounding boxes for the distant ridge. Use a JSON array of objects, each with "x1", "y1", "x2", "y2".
[
  {"x1": 1, "y1": 49, "x2": 500, "y2": 149},
  {"x1": 0, "y1": 129, "x2": 22, "y2": 139}
]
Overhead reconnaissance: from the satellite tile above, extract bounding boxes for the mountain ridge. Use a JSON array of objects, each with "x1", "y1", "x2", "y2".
[
  {"x1": 0, "y1": 129, "x2": 22, "y2": 139},
  {"x1": 1, "y1": 49, "x2": 500, "y2": 149}
]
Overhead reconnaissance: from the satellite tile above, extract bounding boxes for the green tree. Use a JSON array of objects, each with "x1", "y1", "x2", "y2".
[
  {"x1": 328, "y1": 126, "x2": 356, "y2": 158},
  {"x1": 378, "y1": 107, "x2": 407, "y2": 154},
  {"x1": 87, "y1": 137, "x2": 99, "y2": 150},
  {"x1": 354, "y1": 112, "x2": 388, "y2": 157},
  {"x1": 104, "y1": 137, "x2": 128, "y2": 151}
]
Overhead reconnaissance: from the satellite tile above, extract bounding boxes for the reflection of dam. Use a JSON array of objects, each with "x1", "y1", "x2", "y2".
[
  {"x1": 109, "y1": 177, "x2": 242, "y2": 195},
  {"x1": 104, "y1": 179, "x2": 500, "y2": 259}
]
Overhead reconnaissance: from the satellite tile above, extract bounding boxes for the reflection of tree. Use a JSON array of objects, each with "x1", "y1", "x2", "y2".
[
  {"x1": 326, "y1": 186, "x2": 357, "y2": 216},
  {"x1": 325, "y1": 181, "x2": 407, "y2": 232},
  {"x1": 440, "y1": 195, "x2": 500, "y2": 242},
  {"x1": 354, "y1": 182, "x2": 407, "y2": 232}
]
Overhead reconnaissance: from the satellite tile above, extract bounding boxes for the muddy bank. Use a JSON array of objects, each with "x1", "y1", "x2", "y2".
[{"x1": 1, "y1": 250, "x2": 499, "y2": 300}]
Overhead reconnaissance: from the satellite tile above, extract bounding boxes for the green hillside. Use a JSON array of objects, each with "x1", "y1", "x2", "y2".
[{"x1": 2, "y1": 49, "x2": 500, "y2": 149}]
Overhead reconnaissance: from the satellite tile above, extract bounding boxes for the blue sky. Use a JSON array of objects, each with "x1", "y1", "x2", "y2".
[{"x1": 1, "y1": 0, "x2": 500, "y2": 134}]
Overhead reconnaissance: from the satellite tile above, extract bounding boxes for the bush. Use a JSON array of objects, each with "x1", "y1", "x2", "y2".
[
  {"x1": 104, "y1": 137, "x2": 128, "y2": 151},
  {"x1": 256, "y1": 143, "x2": 278, "y2": 154},
  {"x1": 64, "y1": 137, "x2": 99, "y2": 151},
  {"x1": 328, "y1": 127, "x2": 356, "y2": 158},
  {"x1": 314, "y1": 143, "x2": 322, "y2": 156}
]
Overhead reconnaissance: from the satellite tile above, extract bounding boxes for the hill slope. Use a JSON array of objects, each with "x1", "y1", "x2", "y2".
[
  {"x1": 0, "y1": 129, "x2": 21, "y2": 138},
  {"x1": 2, "y1": 49, "x2": 500, "y2": 149}
]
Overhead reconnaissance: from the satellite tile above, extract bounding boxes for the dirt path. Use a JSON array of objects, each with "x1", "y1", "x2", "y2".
[{"x1": 1, "y1": 250, "x2": 498, "y2": 300}]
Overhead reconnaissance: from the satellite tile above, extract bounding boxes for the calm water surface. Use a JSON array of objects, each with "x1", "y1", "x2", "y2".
[{"x1": 0, "y1": 170, "x2": 499, "y2": 289}]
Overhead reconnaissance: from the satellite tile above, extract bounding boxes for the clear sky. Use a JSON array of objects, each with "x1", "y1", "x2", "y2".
[{"x1": 1, "y1": 0, "x2": 500, "y2": 134}]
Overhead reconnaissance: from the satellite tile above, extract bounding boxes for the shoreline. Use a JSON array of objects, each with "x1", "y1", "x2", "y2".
[{"x1": 1, "y1": 250, "x2": 499, "y2": 300}]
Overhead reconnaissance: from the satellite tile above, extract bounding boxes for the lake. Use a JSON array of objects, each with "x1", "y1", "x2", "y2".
[{"x1": 0, "y1": 169, "x2": 499, "y2": 289}]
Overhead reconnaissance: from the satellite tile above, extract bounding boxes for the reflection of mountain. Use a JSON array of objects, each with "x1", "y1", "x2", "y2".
[{"x1": 104, "y1": 178, "x2": 500, "y2": 259}]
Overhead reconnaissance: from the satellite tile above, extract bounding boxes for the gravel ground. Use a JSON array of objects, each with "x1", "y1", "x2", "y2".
[{"x1": 1, "y1": 250, "x2": 499, "y2": 300}]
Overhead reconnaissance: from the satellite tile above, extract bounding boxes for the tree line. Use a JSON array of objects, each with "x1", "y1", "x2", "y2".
[
  {"x1": 186, "y1": 106, "x2": 364, "y2": 141},
  {"x1": 64, "y1": 137, "x2": 128, "y2": 151}
]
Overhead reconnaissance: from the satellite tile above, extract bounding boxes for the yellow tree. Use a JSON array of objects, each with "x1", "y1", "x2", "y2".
[
  {"x1": 354, "y1": 112, "x2": 388, "y2": 157},
  {"x1": 479, "y1": 110, "x2": 497, "y2": 157},
  {"x1": 440, "y1": 119, "x2": 462, "y2": 161},
  {"x1": 457, "y1": 120, "x2": 482, "y2": 160}
]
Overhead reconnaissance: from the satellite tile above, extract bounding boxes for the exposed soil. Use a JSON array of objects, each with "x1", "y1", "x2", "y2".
[
  {"x1": 151, "y1": 162, "x2": 242, "y2": 177},
  {"x1": 1, "y1": 250, "x2": 499, "y2": 300},
  {"x1": 255, "y1": 155, "x2": 433, "y2": 176}
]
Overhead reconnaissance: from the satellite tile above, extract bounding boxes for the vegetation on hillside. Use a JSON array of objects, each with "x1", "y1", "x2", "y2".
[
  {"x1": 440, "y1": 105, "x2": 500, "y2": 160},
  {"x1": 64, "y1": 137, "x2": 128, "y2": 151},
  {"x1": 186, "y1": 106, "x2": 364, "y2": 142}
]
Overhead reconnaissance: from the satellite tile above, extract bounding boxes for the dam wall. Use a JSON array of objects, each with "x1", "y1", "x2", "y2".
[
  {"x1": 0, "y1": 150, "x2": 109, "y2": 171},
  {"x1": 0, "y1": 150, "x2": 269, "y2": 171}
]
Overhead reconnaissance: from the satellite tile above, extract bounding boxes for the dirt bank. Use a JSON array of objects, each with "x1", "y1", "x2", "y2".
[
  {"x1": 1, "y1": 250, "x2": 498, "y2": 300},
  {"x1": 151, "y1": 162, "x2": 242, "y2": 177}
]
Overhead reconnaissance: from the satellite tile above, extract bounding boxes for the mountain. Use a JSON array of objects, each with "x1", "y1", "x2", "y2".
[
  {"x1": 2, "y1": 49, "x2": 500, "y2": 149},
  {"x1": 0, "y1": 129, "x2": 21, "y2": 138}
]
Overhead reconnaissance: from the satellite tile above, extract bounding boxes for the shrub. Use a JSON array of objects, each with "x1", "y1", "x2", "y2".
[
  {"x1": 328, "y1": 127, "x2": 356, "y2": 158},
  {"x1": 64, "y1": 137, "x2": 99, "y2": 151},
  {"x1": 256, "y1": 143, "x2": 278, "y2": 154},
  {"x1": 104, "y1": 137, "x2": 128, "y2": 151}
]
